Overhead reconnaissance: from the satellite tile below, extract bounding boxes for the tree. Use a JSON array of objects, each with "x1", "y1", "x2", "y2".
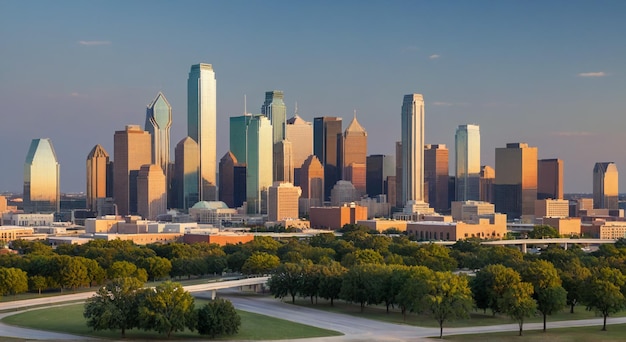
[
  {"x1": 583, "y1": 267, "x2": 626, "y2": 331},
  {"x1": 471, "y1": 264, "x2": 522, "y2": 315},
  {"x1": 56, "y1": 256, "x2": 90, "y2": 291},
  {"x1": 138, "y1": 281, "x2": 196, "y2": 338},
  {"x1": 559, "y1": 260, "x2": 591, "y2": 313},
  {"x1": 422, "y1": 272, "x2": 473, "y2": 338},
  {"x1": 528, "y1": 225, "x2": 560, "y2": 239},
  {"x1": 242, "y1": 252, "x2": 280, "y2": 275},
  {"x1": 108, "y1": 260, "x2": 148, "y2": 283},
  {"x1": 0, "y1": 267, "x2": 28, "y2": 296},
  {"x1": 140, "y1": 256, "x2": 172, "y2": 281},
  {"x1": 396, "y1": 266, "x2": 434, "y2": 320},
  {"x1": 413, "y1": 243, "x2": 457, "y2": 271},
  {"x1": 196, "y1": 299, "x2": 241, "y2": 338},
  {"x1": 499, "y1": 282, "x2": 537, "y2": 336},
  {"x1": 268, "y1": 262, "x2": 303, "y2": 304},
  {"x1": 29, "y1": 275, "x2": 47, "y2": 295},
  {"x1": 520, "y1": 260, "x2": 567, "y2": 332},
  {"x1": 83, "y1": 277, "x2": 144, "y2": 338},
  {"x1": 341, "y1": 248, "x2": 384, "y2": 267},
  {"x1": 340, "y1": 264, "x2": 375, "y2": 312},
  {"x1": 317, "y1": 261, "x2": 347, "y2": 306}
]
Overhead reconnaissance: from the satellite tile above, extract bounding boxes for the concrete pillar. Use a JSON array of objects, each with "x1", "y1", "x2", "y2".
[
  {"x1": 521, "y1": 243, "x2": 527, "y2": 253},
  {"x1": 211, "y1": 289, "x2": 216, "y2": 300},
  {"x1": 564, "y1": 242, "x2": 568, "y2": 250}
]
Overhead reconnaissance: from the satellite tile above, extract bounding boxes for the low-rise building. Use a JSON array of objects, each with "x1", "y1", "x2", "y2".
[
  {"x1": 582, "y1": 220, "x2": 626, "y2": 239},
  {"x1": 451, "y1": 201, "x2": 495, "y2": 221},
  {"x1": 356, "y1": 219, "x2": 407, "y2": 232},
  {"x1": 309, "y1": 203, "x2": 368, "y2": 230},
  {"x1": 535, "y1": 199, "x2": 569, "y2": 218},
  {"x1": 542, "y1": 217, "x2": 581, "y2": 236},
  {"x1": 183, "y1": 232, "x2": 254, "y2": 246},
  {"x1": 406, "y1": 214, "x2": 507, "y2": 241}
]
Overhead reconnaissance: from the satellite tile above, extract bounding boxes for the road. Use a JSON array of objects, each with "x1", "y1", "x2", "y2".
[{"x1": 2, "y1": 287, "x2": 626, "y2": 341}]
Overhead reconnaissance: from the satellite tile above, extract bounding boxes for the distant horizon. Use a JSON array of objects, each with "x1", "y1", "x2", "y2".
[{"x1": 2, "y1": 1, "x2": 625, "y2": 193}]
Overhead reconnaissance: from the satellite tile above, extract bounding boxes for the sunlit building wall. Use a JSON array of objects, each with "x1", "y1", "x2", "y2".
[
  {"x1": 341, "y1": 114, "x2": 367, "y2": 195},
  {"x1": 273, "y1": 140, "x2": 294, "y2": 183},
  {"x1": 246, "y1": 115, "x2": 273, "y2": 214},
  {"x1": 285, "y1": 113, "x2": 313, "y2": 185},
  {"x1": 113, "y1": 125, "x2": 152, "y2": 216},
  {"x1": 299, "y1": 155, "x2": 324, "y2": 215},
  {"x1": 187, "y1": 63, "x2": 216, "y2": 201},
  {"x1": 593, "y1": 162, "x2": 618, "y2": 210},
  {"x1": 86, "y1": 144, "x2": 109, "y2": 212},
  {"x1": 23, "y1": 138, "x2": 60, "y2": 213},
  {"x1": 174, "y1": 137, "x2": 199, "y2": 210},
  {"x1": 424, "y1": 144, "x2": 449, "y2": 212},
  {"x1": 366, "y1": 154, "x2": 395, "y2": 199},
  {"x1": 479, "y1": 165, "x2": 495, "y2": 204},
  {"x1": 494, "y1": 143, "x2": 538, "y2": 220},
  {"x1": 455, "y1": 124, "x2": 480, "y2": 201},
  {"x1": 537, "y1": 158, "x2": 564, "y2": 200},
  {"x1": 268, "y1": 182, "x2": 302, "y2": 221},
  {"x1": 137, "y1": 164, "x2": 167, "y2": 220},
  {"x1": 145, "y1": 92, "x2": 172, "y2": 176},
  {"x1": 401, "y1": 94, "x2": 425, "y2": 206}
]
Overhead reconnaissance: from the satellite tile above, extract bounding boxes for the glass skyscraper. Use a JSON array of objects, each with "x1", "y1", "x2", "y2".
[
  {"x1": 313, "y1": 117, "x2": 342, "y2": 200},
  {"x1": 401, "y1": 94, "x2": 425, "y2": 207},
  {"x1": 145, "y1": 92, "x2": 172, "y2": 176},
  {"x1": 245, "y1": 115, "x2": 273, "y2": 214},
  {"x1": 23, "y1": 138, "x2": 60, "y2": 213},
  {"x1": 494, "y1": 143, "x2": 538, "y2": 220},
  {"x1": 593, "y1": 162, "x2": 618, "y2": 210},
  {"x1": 455, "y1": 124, "x2": 480, "y2": 201},
  {"x1": 261, "y1": 90, "x2": 286, "y2": 145},
  {"x1": 187, "y1": 63, "x2": 216, "y2": 201}
]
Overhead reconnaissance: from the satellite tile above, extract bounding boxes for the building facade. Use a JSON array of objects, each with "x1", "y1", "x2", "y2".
[
  {"x1": 366, "y1": 154, "x2": 395, "y2": 198},
  {"x1": 86, "y1": 144, "x2": 110, "y2": 212},
  {"x1": 268, "y1": 182, "x2": 302, "y2": 222},
  {"x1": 137, "y1": 164, "x2": 167, "y2": 220},
  {"x1": 537, "y1": 158, "x2": 563, "y2": 200},
  {"x1": 424, "y1": 144, "x2": 449, "y2": 212},
  {"x1": 218, "y1": 151, "x2": 246, "y2": 209},
  {"x1": 455, "y1": 124, "x2": 480, "y2": 201},
  {"x1": 401, "y1": 94, "x2": 425, "y2": 209},
  {"x1": 299, "y1": 155, "x2": 324, "y2": 215},
  {"x1": 313, "y1": 117, "x2": 342, "y2": 200},
  {"x1": 534, "y1": 199, "x2": 569, "y2": 218},
  {"x1": 187, "y1": 63, "x2": 217, "y2": 201},
  {"x1": 593, "y1": 162, "x2": 619, "y2": 210},
  {"x1": 145, "y1": 92, "x2": 172, "y2": 177},
  {"x1": 494, "y1": 143, "x2": 538, "y2": 220},
  {"x1": 479, "y1": 165, "x2": 495, "y2": 204},
  {"x1": 113, "y1": 125, "x2": 152, "y2": 216},
  {"x1": 261, "y1": 90, "x2": 287, "y2": 145},
  {"x1": 273, "y1": 140, "x2": 294, "y2": 183},
  {"x1": 24, "y1": 138, "x2": 60, "y2": 213},
  {"x1": 245, "y1": 115, "x2": 273, "y2": 214},
  {"x1": 174, "y1": 137, "x2": 199, "y2": 210},
  {"x1": 341, "y1": 114, "x2": 367, "y2": 195},
  {"x1": 285, "y1": 113, "x2": 313, "y2": 184}
]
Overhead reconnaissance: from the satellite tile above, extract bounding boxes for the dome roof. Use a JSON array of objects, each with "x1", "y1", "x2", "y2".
[{"x1": 191, "y1": 201, "x2": 229, "y2": 210}]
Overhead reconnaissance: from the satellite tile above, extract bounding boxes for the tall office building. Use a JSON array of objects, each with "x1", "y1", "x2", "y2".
[
  {"x1": 395, "y1": 141, "x2": 403, "y2": 209},
  {"x1": 314, "y1": 117, "x2": 342, "y2": 200},
  {"x1": 424, "y1": 144, "x2": 449, "y2": 212},
  {"x1": 455, "y1": 124, "x2": 480, "y2": 201},
  {"x1": 261, "y1": 90, "x2": 287, "y2": 145},
  {"x1": 401, "y1": 94, "x2": 425, "y2": 209},
  {"x1": 145, "y1": 92, "x2": 172, "y2": 175},
  {"x1": 113, "y1": 125, "x2": 152, "y2": 216},
  {"x1": 537, "y1": 159, "x2": 564, "y2": 200},
  {"x1": 229, "y1": 114, "x2": 253, "y2": 163},
  {"x1": 174, "y1": 137, "x2": 199, "y2": 210},
  {"x1": 268, "y1": 182, "x2": 301, "y2": 222},
  {"x1": 341, "y1": 114, "x2": 367, "y2": 195},
  {"x1": 86, "y1": 144, "x2": 110, "y2": 212},
  {"x1": 593, "y1": 162, "x2": 619, "y2": 210},
  {"x1": 299, "y1": 155, "x2": 324, "y2": 214},
  {"x1": 187, "y1": 63, "x2": 216, "y2": 201},
  {"x1": 273, "y1": 140, "x2": 294, "y2": 183},
  {"x1": 285, "y1": 113, "x2": 313, "y2": 184},
  {"x1": 494, "y1": 143, "x2": 538, "y2": 220},
  {"x1": 218, "y1": 151, "x2": 246, "y2": 208},
  {"x1": 366, "y1": 154, "x2": 395, "y2": 198},
  {"x1": 137, "y1": 164, "x2": 167, "y2": 220},
  {"x1": 23, "y1": 138, "x2": 60, "y2": 213},
  {"x1": 479, "y1": 165, "x2": 495, "y2": 204}
]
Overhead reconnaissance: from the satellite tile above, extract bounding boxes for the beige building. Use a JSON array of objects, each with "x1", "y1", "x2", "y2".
[
  {"x1": 357, "y1": 219, "x2": 407, "y2": 232},
  {"x1": 86, "y1": 144, "x2": 110, "y2": 212},
  {"x1": 494, "y1": 143, "x2": 537, "y2": 221},
  {"x1": 299, "y1": 155, "x2": 324, "y2": 214},
  {"x1": 479, "y1": 165, "x2": 495, "y2": 204},
  {"x1": 94, "y1": 233, "x2": 182, "y2": 245},
  {"x1": 542, "y1": 217, "x2": 581, "y2": 236},
  {"x1": 113, "y1": 125, "x2": 152, "y2": 216},
  {"x1": 535, "y1": 199, "x2": 569, "y2": 218},
  {"x1": 174, "y1": 136, "x2": 200, "y2": 210},
  {"x1": 0, "y1": 226, "x2": 35, "y2": 241},
  {"x1": 451, "y1": 201, "x2": 495, "y2": 221},
  {"x1": 582, "y1": 220, "x2": 626, "y2": 239},
  {"x1": 424, "y1": 144, "x2": 449, "y2": 212},
  {"x1": 285, "y1": 114, "x2": 313, "y2": 182},
  {"x1": 593, "y1": 162, "x2": 618, "y2": 210},
  {"x1": 341, "y1": 115, "x2": 367, "y2": 195},
  {"x1": 137, "y1": 164, "x2": 167, "y2": 220},
  {"x1": 85, "y1": 216, "x2": 125, "y2": 234},
  {"x1": 189, "y1": 201, "x2": 238, "y2": 226},
  {"x1": 273, "y1": 140, "x2": 294, "y2": 183},
  {"x1": 406, "y1": 214, "x2": 506, "y2": 241},
  {"x1": 268, "y1": 182, "x2": 302, "y2": 221},
  {"x1": 0, "y1": 196, "x2": 7, "y2": 215}
]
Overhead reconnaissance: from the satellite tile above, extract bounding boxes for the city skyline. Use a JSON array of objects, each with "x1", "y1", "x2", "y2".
[{"x1": 2, "y1": 1, "x2": 626, "y2": 193}]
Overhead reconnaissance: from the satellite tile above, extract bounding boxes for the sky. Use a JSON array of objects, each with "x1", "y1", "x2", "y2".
[{"x1": 1, "y1": 1, "x2": 625, "y2": 194}]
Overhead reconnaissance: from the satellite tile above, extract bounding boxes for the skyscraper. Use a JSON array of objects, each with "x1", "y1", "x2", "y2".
[
  {"x1": 113, "y1": 125, "x2": 152, "y2": 216},
  {"x1": 285, "y1": 112, "x2": 313, "y2": 184},
  {"x1": 401, "y1": 94, "x2": 425, "y2": 208},
  {"x1": 246, "y1": 115, "x2": 273, "y2": 214},
  {"x1": 593, "y1": 162, "x2": 618, "y2": 210},
  {"x1": 366, "y1": 154, "x2": 395, "y2": 198},
  {"x1": 261, "y1": 90, "x2": 286, "y2": 145},
  {"x1": 273, "y1": 140, "x2": 294, "y2": 183},
  {"x1": 137, "y1": 164, "x2": 167, "y2": 220},
  {"x1": 299, "y1": 155, "x2": 324, "y2": 214},
  {"x1": 455, "y1": 124, "x2": 480, "y2": 201},
  {"x1": 494, "y1": 143, "x2": 538, "y2": 220},
  {"x1": 187, "y1": 63, "x2": 216, "y2": 201},
  {"x1": 86, "y1": 144, "x2": 110, "y2": 212},
  {"x1": 479, "y1": 165, "x2": 495, "y2": 204},
  {"x1": 313, "y1": 117, "x2": 342, "y2": 200},
  {"x1": 341, "y1": 113, "x2": 367, "y2": 195},
  {"x1": 174, "y1": 137, "x2": 199, "y2": 210},
  {"x1": 395, "y1": 141, "x2": 403, "y2": 208},
  {"x1": 268, "y1": 182, "x2": 301, "y2": 222},
  {"x1": 424, "y1": 144, "x2": 449, "y2": 212},
  {"x1": 23, "y1": 138, "x2": 60, "y2": 213},
  {"x1": 218, "y1": 151, "x2": 246, "y2": 208},
  {"x1": 145, "y1": 92, "x2": 172, "y2": 176},
  {"x1": 537, "y1": 159, "x2": 564, "y2": 200},
  {"x1": 229, "y1": 114, "x2": 253, "y2": 163}
]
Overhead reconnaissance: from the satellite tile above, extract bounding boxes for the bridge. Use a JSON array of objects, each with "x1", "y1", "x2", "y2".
[
  {"x1": 185, "y1": 276, "x2": 269, "y2": 299},
  {"x1": 425, "y1": 238, "x2": 616, "y2": 253}
]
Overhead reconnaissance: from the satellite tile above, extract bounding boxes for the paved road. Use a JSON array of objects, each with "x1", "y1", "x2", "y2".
[{"x1": 3, "y1": 287, "x2": 626, "y2": 341}]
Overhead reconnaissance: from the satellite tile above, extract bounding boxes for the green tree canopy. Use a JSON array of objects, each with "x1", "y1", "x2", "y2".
[
  {"x1": 196, "y1": 299, "x2": 241, "y2": 338},
  {"x1": 241, "y1": 252, "x2": 280, "y2": 275},
  {"x1": 138, "y1": 281, "x2": 196, "y2": 338}
]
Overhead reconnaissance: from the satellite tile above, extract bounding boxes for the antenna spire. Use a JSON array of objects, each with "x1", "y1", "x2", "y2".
[
  {"x1": 295, "y1": 101, "x2": 299, "y2": 116},
  {"x1": 353, "y1": 109, "x2": 357, "y2": 119}
]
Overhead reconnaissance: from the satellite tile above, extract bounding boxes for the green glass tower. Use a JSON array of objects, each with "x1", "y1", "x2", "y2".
[{"x1": 261, "y1": 90, "x2": 286, "y2": 145}]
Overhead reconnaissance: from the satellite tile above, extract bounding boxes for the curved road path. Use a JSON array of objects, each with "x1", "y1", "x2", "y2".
[{"x1": 2, "y1": 288, "x2": 626, "y2": 341}]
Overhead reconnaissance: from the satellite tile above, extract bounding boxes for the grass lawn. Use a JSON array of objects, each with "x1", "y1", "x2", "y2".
[
  {"x1": 289, "y1": 297, "x2": 626, "y2": 328},
  {"x1": 2, "y1": 299, "x2": 342, "y2": 340},
  {"x1": 441, "y1": 324, "x2": 626, "y2": 341}
]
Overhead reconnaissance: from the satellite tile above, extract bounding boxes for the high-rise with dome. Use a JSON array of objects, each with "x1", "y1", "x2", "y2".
[
  {"x1": 23, "y1": 138, "x2": 60, "y2": 213},
  {"x1": 188, "y1": 63, "x2": 216, "y2": 201}
]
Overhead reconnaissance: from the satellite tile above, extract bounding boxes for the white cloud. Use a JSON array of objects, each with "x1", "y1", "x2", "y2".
[
  {"x1": 429, "y1": 54, "x2": 440, "y2": 60},
  {"x1": 577, "y1": 72, "x2": 607, "y2": 77},
  {"x1": 552, "y1": 131, "x2": 593, "y2": 137},
  {"x1": 78, "y1": 40, "x2": 111, "y2": 46}
]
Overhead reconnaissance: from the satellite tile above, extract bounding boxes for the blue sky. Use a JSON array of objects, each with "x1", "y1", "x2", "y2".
[{"x1": 1, "y1": 1, "x2": 625, "y2": 193}]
